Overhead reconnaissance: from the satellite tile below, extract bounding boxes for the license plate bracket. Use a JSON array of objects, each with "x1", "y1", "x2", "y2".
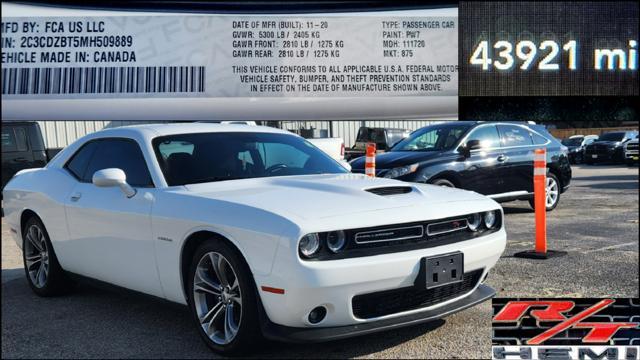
[{"x1": 423, "y1": 252, "x2": 463, "y2": 289}]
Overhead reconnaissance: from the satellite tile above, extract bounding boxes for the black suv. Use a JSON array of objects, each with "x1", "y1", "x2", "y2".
[
  {"x1": 350, "y1": 121, "x2": 572, "y2": 211},
  {"x1": 583, "y1": 131, "x2": 639, "y2": 164},
  {"x1": 1, "y1": 122, "x2": 48, "y2": 190}
]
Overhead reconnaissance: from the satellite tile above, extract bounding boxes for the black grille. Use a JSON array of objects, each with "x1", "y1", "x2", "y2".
[
  {"x1": 307, "y1": 212, "x2": 502, "y2": 261},
  {"x1": 365, "y1": 186, "x2": 413, "y2": 196},
  {"x1": 352, "y1": 269, "x2": 483, "y2": 319},
  {"x1": 594, "y1": 144, "x2": 612, "y2": 154},
  {"x1": 627, "y1": 142, "x2": 638, "y2": 150}
]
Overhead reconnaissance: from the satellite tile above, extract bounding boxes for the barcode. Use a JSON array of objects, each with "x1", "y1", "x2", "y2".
[{"x1": 1, "y1": 66, "x2": 206, "y2": 95}]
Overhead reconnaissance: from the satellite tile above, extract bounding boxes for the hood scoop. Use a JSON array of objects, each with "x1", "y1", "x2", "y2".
[{"x1": 365, "y1": 186, "x2": 414, "y2": 196}]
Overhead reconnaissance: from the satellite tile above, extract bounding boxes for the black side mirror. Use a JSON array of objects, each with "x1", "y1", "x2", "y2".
[
  {"x1": 467, "y1": 139, "x2": 482, "y2": 150},
  {"x1": 461, "y1": 139, "x2": 481, "y2": 157}
]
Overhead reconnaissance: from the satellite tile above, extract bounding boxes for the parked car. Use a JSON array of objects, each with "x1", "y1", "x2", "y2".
[
  {"x1": 344, "y1": 127, "x2": 410, "y2": 161},
  {"x1": 584, "y1": 131, "x2": 639, "y2": 164},
  {"x1": 350, "y1": 121, "x2": 572, "y2": 211},
  {"x1": 561, "y1": 135, "x2": 598, "y2": 164},
  {"x1": 3, "y1": 123, "x2": 505, "y2": 354},
  {"x1": 1, "y1": 121, "x2": 49, "y2": 191},
  {"x1": 624, "y1": 135, "x2": 639, "y2": 165},
  {"x1": 305, "y1": 137, "x2": 345, "y2": 162}
]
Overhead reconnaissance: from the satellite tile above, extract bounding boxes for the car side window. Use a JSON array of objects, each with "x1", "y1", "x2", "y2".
[
  {"x1": 497, "y1": 125, "x2": 534, "y2": 147},
  {"x1": 467, "y1": 125, "x2": 501, "y2": 149},
  {"x1": 84, "y1": 139, "x2": 154, "y2": 187},
  {"x1": 14, "y1": 128, "x2": 29, "y2": 151},
  {"x1": 1, "y1": 127, "x2": 18, "y2": 152},
  {"x1": 65, "y1": 141, "x2": 100, "y2": 180},
  {"x1": 530, "y1": 132, "x2": 548, "y2": 145}
]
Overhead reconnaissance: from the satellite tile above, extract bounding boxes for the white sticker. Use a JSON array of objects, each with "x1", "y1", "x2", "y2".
[{"x1": 1, "y1": 16, "x2": 457, "y2": 99}]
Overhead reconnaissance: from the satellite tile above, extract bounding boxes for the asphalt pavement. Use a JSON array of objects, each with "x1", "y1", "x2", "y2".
[{"x1": 2, "y1": 164, "x2": 638, "y2": 359}]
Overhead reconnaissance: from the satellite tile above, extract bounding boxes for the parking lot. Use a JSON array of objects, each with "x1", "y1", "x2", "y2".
[{"x1": 2, "y1": 164, "x2": 638, "y2": 359}]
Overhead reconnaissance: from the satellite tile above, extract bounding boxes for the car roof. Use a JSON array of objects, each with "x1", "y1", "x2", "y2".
[
  {"x1": 92, "y1": 122, "x2": 289, "y2": 139},
  {"x1": 2, "y1": 121, "x2": 39, "y2": 126},
  {"x1": 424, "y1": 121, "x2": 534, "y2": 126},
  {"x1": 360, "y1": 127, "x2": 409, "y2": 131}
]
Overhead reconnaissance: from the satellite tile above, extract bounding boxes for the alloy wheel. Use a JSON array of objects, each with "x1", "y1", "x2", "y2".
[
  {"x1": 546, "y1": 177, "x2": 559, "y2": 208},
  {"x1": 193, "y1": 252, "x2": 242, "y2": 345},
  {"x1": 24, "y1": 224, "x2": 49, "y2": 288}
]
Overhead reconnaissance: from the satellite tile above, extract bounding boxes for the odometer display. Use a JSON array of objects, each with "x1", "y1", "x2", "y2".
[{"x1": 460, "y1": 1, "x2": 639, "y2": 96}]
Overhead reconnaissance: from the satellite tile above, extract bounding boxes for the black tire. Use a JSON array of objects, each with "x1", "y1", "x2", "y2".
[
  {"x1": 187, "y1": 240, "x2": 262, "y2": 355},
  {"x1": 430, "y1": 178, "x2": 455, "y2": 188},
  {"x1": 22, "y1": 216, "x2": 74, "y2": 296},
  {"x1": 528, "y1": 172, "x2": 561, "y2": 212}
]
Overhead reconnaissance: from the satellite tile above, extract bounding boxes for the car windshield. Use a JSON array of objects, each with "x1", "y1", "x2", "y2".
[
  {"x1": 391, "y1": 124, "x2": 471, "y2": 152},
  {"x1": 561, "y1": 138, "x2": 583, "y2": 146},
  {"x1": 153, "y1": 132, "x2": 348, "y2": 186},
  {"x1": 356, "y1": 128, "x2": 386, "y2": 145},
  {"x1": 598, "y1": 132, "x2": 625, "y2": 142},
  {"x1": 386, "y1": 130, "x2": 409, "y2": 148}
]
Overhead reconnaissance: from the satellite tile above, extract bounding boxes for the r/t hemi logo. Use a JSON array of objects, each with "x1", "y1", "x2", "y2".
[{"x1": 493, "y1": 299, "x2": 639, "y2": 344}]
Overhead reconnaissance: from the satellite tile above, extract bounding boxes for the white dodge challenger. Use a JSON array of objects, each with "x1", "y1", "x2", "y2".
[{"x1": 3, "y1": 123, "x2": 506, "y2": 354}]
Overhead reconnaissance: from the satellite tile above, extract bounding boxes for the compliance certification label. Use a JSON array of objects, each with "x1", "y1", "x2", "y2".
[{"x1": 1, "y1": 16, "x2": 457, "y2": 98}]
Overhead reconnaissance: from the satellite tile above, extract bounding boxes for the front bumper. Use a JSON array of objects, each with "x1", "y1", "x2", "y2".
[
  {"x1": 255, "y1": 228, "x2": 505, "y2": 329},
  {"x1": 260, "y1": 283, "x2": 495, "y2": 343},
  {"x1": 567, "y1": 151, "x2": 582, "y2": 162},
  {"x1": 585, "y1": 148, "x2": 623, "y2": 162}
]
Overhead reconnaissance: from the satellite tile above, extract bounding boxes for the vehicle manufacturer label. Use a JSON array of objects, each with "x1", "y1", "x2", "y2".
[
  {"x1": 1, "y1": 16, "x2": 457, "y2": 99},
  {"x1": 492, "y1": 298, "x2": 640, "y2": 359}
]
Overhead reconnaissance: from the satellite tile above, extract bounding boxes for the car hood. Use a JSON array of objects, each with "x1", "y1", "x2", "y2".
[
  {"x1": 351, "y1": 151, "x2": 445, "y2": 169},
  {"x1": 588, "y1": 141, "x2": 621, "y2": 147},
  {"x1": 181, "y1": 174, "x2": 490, "y2": 221}
]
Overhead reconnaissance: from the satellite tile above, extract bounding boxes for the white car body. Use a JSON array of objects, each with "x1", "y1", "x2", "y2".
[{"x1": 3, "y1": 123, "x2": 505, "y2": 343}]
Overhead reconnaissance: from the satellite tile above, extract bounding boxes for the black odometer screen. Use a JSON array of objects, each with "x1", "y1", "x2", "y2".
[{"x1": 460, "y1": 1, "x2": 639, "y2": 96}]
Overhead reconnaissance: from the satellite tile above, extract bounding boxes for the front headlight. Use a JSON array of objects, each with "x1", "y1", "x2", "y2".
[
  {"x1": 484, "y1": 211, "x2": 498, "y2": 229},
  {"x1": 467, "y1": 213, "x2": 482, "y2": 231},
  {"x1": 299, "y1": 233, "x2": 320, "y2": 258},
  {"x1": 326, "y1": 230, "x2": 346, "y2": 253},
  {"x1": 383, "y1": 163, "x2": 419, "y2": 179}
]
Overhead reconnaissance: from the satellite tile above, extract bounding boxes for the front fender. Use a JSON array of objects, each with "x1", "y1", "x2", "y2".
[{"x1": 151, "y1": 191, "x2": 300, "y2": 304}]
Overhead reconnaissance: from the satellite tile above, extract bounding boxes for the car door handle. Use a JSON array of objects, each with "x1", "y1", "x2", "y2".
[
  {"x1": 70, "y1": 192, "x2": 82, "y2": 202},
  {"x1": 13, "y1": 157, "x2": 28, "y2": 163},
  {"x1": 497, "y1": 154, "x2": 508, "y2": 162}
]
